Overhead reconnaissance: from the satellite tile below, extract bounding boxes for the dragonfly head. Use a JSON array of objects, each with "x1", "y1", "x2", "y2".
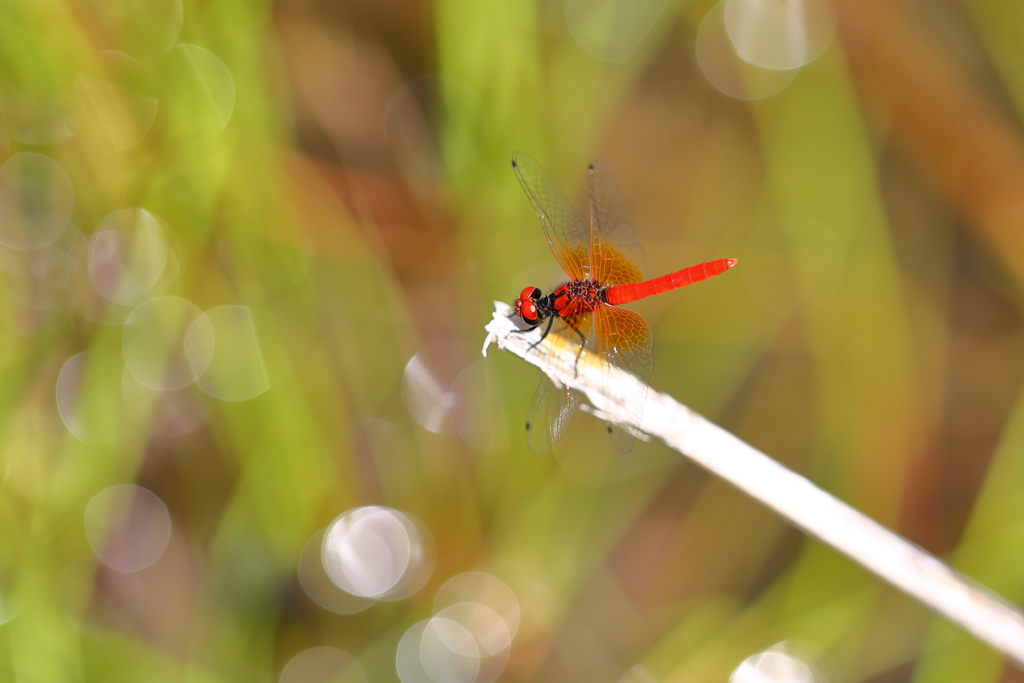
[{"x1": 513, "y1": 286, "x2": 543, "y2": 326}]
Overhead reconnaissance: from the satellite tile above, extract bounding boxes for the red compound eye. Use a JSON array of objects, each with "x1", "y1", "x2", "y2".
[
  {"x1": 514, "y1": 287, "x2": 542, "y2": 325},
  {"x1": 519, "y1": 286, "x2": 541, "y2": 301}
]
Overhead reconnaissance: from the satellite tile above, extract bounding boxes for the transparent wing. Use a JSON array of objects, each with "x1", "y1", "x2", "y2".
[
  {"x1": 525, "y1": 379, "x2": 581, "y2": 453},
  {"x1": 511, "y1": 151, "x2": 591, "y2": 281},
  {"x1": 587, "y1": 158, "x2": 646, "y2": 287},
  {"x1": 591, "y1": 241, "x2": 645, "y2": 290},
  {"x1": 607, "y1": 422, "x2": 646, "y2": 455},
  {"x1": 591, "y1": 305, "x2": 654, "y2": 454},
  {"x1": 522, "y1": 312, "x2": 593, "y2": 452}
]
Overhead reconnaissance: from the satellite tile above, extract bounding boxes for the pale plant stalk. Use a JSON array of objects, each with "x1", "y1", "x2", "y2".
[{"x1": 483, "y1": 301, "x2": 1024, "y2": 668}]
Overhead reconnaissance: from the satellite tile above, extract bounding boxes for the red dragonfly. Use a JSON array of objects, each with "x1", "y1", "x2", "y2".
[{"x1": 510, "y1": 152, "x2": 736, "y2": 454}]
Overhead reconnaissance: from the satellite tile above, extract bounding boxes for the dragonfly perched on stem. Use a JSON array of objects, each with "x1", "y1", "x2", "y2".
[{"x1": 509, "y1": 152, "x2": 736, "y2": 454}]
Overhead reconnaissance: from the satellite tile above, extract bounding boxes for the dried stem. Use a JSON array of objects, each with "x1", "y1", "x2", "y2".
[{"x1": 483, "y1": 301, "x2": 1024, "y2": 668}]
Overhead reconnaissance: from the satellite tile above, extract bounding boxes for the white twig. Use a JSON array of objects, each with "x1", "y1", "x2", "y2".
[{"x1": 483, "y1": 301, "x2": 1024, "y2": 668}]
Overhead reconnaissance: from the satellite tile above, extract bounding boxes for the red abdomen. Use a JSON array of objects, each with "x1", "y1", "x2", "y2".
[{"x1": 605, "y1": 258, "x2": 737, "y2": 305}]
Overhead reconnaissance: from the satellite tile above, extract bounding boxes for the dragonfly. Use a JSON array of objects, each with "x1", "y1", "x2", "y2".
[{"x1": 509, "y1": 152, "x2": 737, "y2": 454}]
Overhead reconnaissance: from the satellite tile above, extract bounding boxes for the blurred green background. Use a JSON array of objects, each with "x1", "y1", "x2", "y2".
[{"x1": 2, "y1": 0, "x2": 1024, "y2": 681}]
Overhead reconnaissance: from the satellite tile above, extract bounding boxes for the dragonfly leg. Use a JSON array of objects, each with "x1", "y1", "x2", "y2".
[
  {"x1": 564, "y1": 319, "x2": 587, "y2": 378},
  {"x1": 509, "y1": 315, "x2": 555, "y2": 357},
  {"x1": 527, "y1": 316, "x2": 556, "y2": 354}
]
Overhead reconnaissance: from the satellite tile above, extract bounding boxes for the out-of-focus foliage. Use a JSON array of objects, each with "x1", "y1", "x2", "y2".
[{"x1": 1, "y1": 0, "x2": 1024, "y2": 681}]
